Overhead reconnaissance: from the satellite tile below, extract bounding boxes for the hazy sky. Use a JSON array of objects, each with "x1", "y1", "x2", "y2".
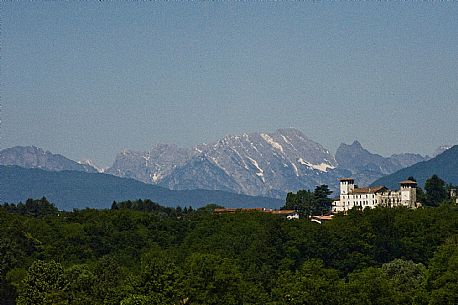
[{"x1": 2, "y1": 2, "x2": 457, "y2": 167}]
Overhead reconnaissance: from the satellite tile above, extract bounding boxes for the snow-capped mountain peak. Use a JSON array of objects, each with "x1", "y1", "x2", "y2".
[{"x1": 106, "y1": 128, "x2": 344, "y2": 198}]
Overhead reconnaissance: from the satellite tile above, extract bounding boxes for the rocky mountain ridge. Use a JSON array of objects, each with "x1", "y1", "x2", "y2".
[
  {"x1": 105, "y1": 128, "x2": 429, "y2": 198},
  {"x1": 335, "y1": 140, "x2": 429, "y2": 187},
  {"x1": 0, "y1": 146, "x2": 98, "y2": 173},
  {"x1": 371, "y1": 145, "x2": 458, "y2": 189},
  {"x1": 1, "y1": 129, "x2": 435, "y2": 199},
  {"x1": 106, "y1": 129, "x2": 349, "y2": 198}
]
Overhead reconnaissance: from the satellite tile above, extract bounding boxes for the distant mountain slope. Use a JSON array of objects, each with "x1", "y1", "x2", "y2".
[
  {"x1": 0, "y1": 165, "x2": 282, "y2": 211},
  {"x1": 108, "y1": 128, "x2": 349, "y2": 198},
  {"x1": 1, "y1": 131, "x2": 430, "y2": 199},
  {"x1": 159, "y1": 155, "x2": 244, "y2": 193},
  {"x1": 371, "y1": 145, "x2": 458, "y2": 189},
  {"x1": 432, "y1": 145, "x2": 451, "y2": 157},
  {"x1": 335, "y1": 141, "x2": 428, "y2": 186},
  {"x1": 106, "y1": 144, "x2": 194, "y2": 184},
  {"x1": 0, "y1": 146, "x2": 97, "y2": 173}
]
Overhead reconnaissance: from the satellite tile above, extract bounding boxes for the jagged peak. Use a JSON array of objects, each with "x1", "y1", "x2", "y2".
[
  {"x1": 152, "y1": 143, "x2": 178, "y2": 149},
  {"x1": 276, "y1": 127, "x2": 302, "y2": 134},
  {"x1": 2, "y1": 145, "x2": 45, "y2": 154},
  {"x1": 119, "y1": 149, "x2": 144, "y2": 157},
  {"x1": 337, "y1": 140, "x2": 364, "y2": 151},
  {"x1": 350, "y1": 140, "x2": 363, "y2": 148},
  {"x1": 0, "y1": 146, "x2": 72, "y2": 159}
]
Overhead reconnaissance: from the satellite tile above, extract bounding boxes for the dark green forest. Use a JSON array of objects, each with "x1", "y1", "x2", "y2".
[{"x1": 1, "y1": 193, "x2": 458, "y2": 305}]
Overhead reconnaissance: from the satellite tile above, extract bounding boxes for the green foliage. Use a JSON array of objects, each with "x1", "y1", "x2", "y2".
[
  {"x1": 17, "y1": 260, "x2": 68, "y2": 305},
  {"x1": 380, "y1": 259, "x2": 428, "y2": 304},
  {"x1": 417, "y1": 187, "x2": 427, "y2": 205},
  {"x1": 2, "y1": 197, "x2": 58, "y2": 217},
  {"x1": 283, "y1": 185, "x2": 332, "y2": 216},
  {"x1": 284, "y1": 189, "x2": 315, "y2": 216},
  {"x1": 128, "y1": 249, "x2": 184, "y2": 304},
  {"x1": 425, "y1": 175, "x2": 448, "y2": 207},
  {"x1": 3, "y1": 198, "x2": 458, "y2": 304},
  {"x1": 339, "y1": 258, "x2": 427, "y2": 304},
  {"x1": 64, "y1": 264, "x2": 97, "y2": 305},
  {"x1": 313, "y1": 184, "x2": 333, "y2": 214},
  {"x1": 428, "y1": 235, "x2": 458, "y2": 304},
  {"x1": 111, "y1": 199, "x2": 177, "y2": 215},
  {"x1": 197, "y1": 203, "x2": 224, "y2": 212},
  {"x1": 184, "y1": 253, "x2": 243, "y2": 305},
  {"x1": 273, "y1": 259, "x2": 340, "y2": 305}
]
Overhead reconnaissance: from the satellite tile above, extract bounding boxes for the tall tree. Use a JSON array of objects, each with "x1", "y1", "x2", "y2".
[
  {"x1": 283, "y1": 185, "x2": 333, "y2": 216},
  {"x1": 424, "y1": 175, "x2": 447, "y2": 207},
  {"x1": 313, "y1": 185, "x2": 333, "y2": 215},
  {"x1": 283, "y1": 190, "x2": 315, "y2": 217}
]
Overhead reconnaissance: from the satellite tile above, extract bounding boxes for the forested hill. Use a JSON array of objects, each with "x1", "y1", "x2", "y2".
[
  {"x1": 2, "y1": 202, "x2": 458, "y2": 304},
  {"x1": 371, "y1": 145, "x2": 458, "y2": 189},
  {"x1": 0, "y1": 165, "x2": 282, "y2": 210}
]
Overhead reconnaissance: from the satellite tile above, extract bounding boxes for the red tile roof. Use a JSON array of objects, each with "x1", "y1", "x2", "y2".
[
  {"x1": 400, "y1": 180, "x2": 417, "y2": 185},
  {"x1": 311, "y1": 215, "x2": 334, "y2": 221},
  {"x1": 350, "y1": 186, "x2": 387, "y2": 194},
  {"x1": 213, "y1": 208, "x2": 297, "y2": 215},
  {"x1": 270, "y1": 210, "x2": 297, "y2": 215}
]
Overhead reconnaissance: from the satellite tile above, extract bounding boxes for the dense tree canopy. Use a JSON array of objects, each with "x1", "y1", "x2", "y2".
[
  {"x1": 424, "y1": 175, "x2": 448, "y2": 207},
  {"x1": 283, "y1": 184, "x2": 333, "y2": 216},
  {"x1": 1, "y1": 194, "x2": 458, "y2": 304}
]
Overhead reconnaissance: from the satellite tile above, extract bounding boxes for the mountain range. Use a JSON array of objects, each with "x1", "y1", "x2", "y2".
[
  {"x1": 371, "y1": 144, "x2": 458, "y2": 189},
  {"x1": 107, "y1": 128, "x2": 350, "y2": 198},
  {"x1": 0, "y1": 165, "x2": 283, "y2": 211},
  {"x1": 105, "y1": 128, "x2": 431, "y2": 197},
  {"x1": 1, "y1": 128, "x2": 440, "y2": 199},
  {"x1": 0, "y1": 146, "x2": 97, "y2": 173},
  {"x1": 335, "y1": 140, "x2": 429, "y2": 187}
]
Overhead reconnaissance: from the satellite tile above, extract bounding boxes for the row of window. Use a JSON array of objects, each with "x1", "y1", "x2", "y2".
[
  {"x1": 344, "y1": 200, "x2": 377, "y2": 206},
  {"x1": 381, "y1": 198, "x2": 401, "y2": 204},
  {"x1": 342, "y1": 194, "x2": 376, "y2": 199},
  {"x1": 339, "y1": 197, "x2": 407, "y2": 207}
]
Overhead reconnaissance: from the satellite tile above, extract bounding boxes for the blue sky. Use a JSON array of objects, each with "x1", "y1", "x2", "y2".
[{"x1": 2, "y1": 2, "x2": 458, "y2": 166}]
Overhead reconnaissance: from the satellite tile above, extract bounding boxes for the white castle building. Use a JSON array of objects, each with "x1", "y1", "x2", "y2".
[{"x1": 332, "y1": 178, "x2": 419, "y2": 213}]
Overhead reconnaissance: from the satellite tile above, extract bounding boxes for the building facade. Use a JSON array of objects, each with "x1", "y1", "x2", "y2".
[
  {"x1": 450, "y1": 189, "x2": 458, "y2": 204},
  {"x1": 332, "y1": 178, "x2": 418, "y2": 213}
]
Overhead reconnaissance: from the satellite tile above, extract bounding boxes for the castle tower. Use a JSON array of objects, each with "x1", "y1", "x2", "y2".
[
  {"x1": 339, "y1": 178, "x2": 355, "y2": 195},
  {"x1": 400, "y1": 180, "x2": 417, "y2": 207}
]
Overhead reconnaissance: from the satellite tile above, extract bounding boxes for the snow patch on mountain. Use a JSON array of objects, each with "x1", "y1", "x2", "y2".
[
  {"x1": 247, "y1": 156, "x2": 265, "y2": 182},
  {"x1": 151, "y1": 172, "x2": 161, "y2": 183},
  {"x1": 291, "y1": 162, "x2": 299, "y2": 176},
  {"x1": 260, "y1": 133, "x2": 284, "y2": 153},
  {"x1": 106, "y1": 128, "x2": 427, "y2": 199},
  {"x1": 78, "y1": 159, "x2": 106, "y2": 173},
  {"x1": 297, "y1": 158, "x2": 334, "y2": 172}
]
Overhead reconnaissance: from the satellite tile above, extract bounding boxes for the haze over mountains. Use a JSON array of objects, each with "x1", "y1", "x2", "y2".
[
  {"x1": 0, "y1": 146, "x2": 98, "y2": 173},
  {"x1": 372, "y1": 144, "x2": 458, "y2": 189},
  {"x1": 107, "y1": 128, "x2": 348, "y2": 198},
  {"x1": 335, "y1": 140, "x2": 429, "y2": 187},
  {"x1": 0, "y1": 165, "x2": 283, "y2": 210},
  {"x1": 2, "y1": 128, "x2": 440, "y2": 200},
  {"x1": 105, "y1": 128, "x2": 433, "y2": 197}
]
